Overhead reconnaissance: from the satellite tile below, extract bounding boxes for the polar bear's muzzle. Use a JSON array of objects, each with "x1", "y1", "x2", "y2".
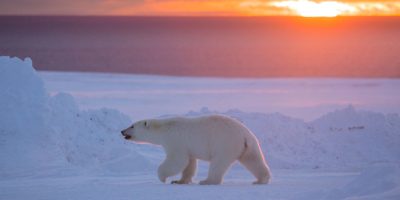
[
  {"x1": 124, "y1": 135, "x2": 132, "y2": 140},
  {"x1": 121, "y1": 130, "x2": 133, "y2": 140}
]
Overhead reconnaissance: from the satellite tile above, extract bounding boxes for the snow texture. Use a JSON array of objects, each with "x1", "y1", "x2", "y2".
[
  {"x1": 1, "y1": 56, "x2": 400, "y2": 199},
  {"x1": 0, "y1": 56, "x2": 151, "y2": 178}
]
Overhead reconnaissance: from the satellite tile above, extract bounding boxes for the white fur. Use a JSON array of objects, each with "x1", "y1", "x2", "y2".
[{"x1": 121, "y1": 115, "x2": 271, "y2": 185}]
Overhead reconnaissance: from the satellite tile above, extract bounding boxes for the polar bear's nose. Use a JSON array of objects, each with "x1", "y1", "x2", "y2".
[{"x1": 121, "y1": 131, "x2": 125, "y2": 135}]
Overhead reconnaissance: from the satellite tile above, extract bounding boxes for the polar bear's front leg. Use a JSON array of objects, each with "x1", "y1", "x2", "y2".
[
  {"x1": 157, "y1": 153, "x2": 189, "y2": 183},
  {"x1": 171, "y1": 157, "x2": 197, "y2": 184}
]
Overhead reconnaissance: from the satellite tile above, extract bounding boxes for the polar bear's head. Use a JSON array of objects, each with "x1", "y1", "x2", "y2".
[{"x1": 121, "y1": 120, "x2": 164, "y2": 145}]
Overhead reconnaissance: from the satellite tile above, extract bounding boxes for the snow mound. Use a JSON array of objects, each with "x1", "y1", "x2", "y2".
[
  {"x1": 187, "y1": 107, "x2": 400, "y2": 169},
  {"x1": 309, "y1": 106, "x2": 400, "y2": 169},
  {"x1": 0, "y1": 56, "x2": 55, "y2": 177},
  {"x1": 0, "y1": 56, "x2": 153, "y2": 177}
]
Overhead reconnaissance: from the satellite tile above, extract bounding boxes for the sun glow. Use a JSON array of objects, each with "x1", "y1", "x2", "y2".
[
  {"x1": 272, "y1": 0, "x2": 357, "y2": 17},
  {"x1": 1, "y1": 0, "x2": 399, "y2": 16}
]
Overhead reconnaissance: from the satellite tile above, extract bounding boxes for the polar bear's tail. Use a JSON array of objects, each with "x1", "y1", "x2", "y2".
[{"x1": 239, "y1": 134, "x2": 271, "y2": 184}]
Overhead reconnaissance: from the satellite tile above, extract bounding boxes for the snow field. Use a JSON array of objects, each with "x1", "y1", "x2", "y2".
[{"x1": 1, "y1": 56, "x2": 400, "y2": 199}]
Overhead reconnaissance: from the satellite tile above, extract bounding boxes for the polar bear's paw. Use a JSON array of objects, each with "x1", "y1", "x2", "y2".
[
  {"x1": 199, "y1": 179, "x2": 221, "y2": 185},
  {"x1": 171, "y1": 180, "x2": 191, "y2": 184},
  {"x1": 252, "y1": 178, "x2": 270, "y2": 185}
]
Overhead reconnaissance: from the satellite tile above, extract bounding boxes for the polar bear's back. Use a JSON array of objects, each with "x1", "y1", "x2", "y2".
[
  {"x1": 171, "y1": 114, "x2": 250, "y2": 137},
  {"x1": 162, "y1": 115, "x2": 256, "y2": 161}
]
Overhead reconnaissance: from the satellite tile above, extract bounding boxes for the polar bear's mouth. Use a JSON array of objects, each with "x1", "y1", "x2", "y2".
[{"x1": 124, "y1": 135, "x2": 132, "y2": 140}]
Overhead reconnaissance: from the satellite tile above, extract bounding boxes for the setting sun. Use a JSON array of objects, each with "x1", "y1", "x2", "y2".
[
  {"x1": 242, "y1": 0, "x2": 400, "y2": 17},
  {"x1": 0, "y1": 0, "x2": 400, "y2": 16},
  {"x1": 271, "y1": 0, "x2": 357, "y2": 17}
]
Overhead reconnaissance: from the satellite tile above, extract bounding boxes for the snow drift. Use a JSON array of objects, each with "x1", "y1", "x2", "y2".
[
  {"x1": 0, "y1": 56, "x2": 152, "y2": 177},
  {"x1": 1, "y1": 56, "x2": 400, "y2": 179}
]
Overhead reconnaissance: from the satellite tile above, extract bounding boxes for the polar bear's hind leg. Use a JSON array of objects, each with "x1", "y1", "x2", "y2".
[
  {"x1": 199, "y1": 158, "x2": 234, "y2": 185},
  {"x1": 239, "y1": 146, "x2": 271, "y2": 184}
]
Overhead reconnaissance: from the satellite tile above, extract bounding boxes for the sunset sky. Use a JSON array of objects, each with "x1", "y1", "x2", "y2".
[{"x1": 0, "y1": 0, "x2": 399, "y2": 17}]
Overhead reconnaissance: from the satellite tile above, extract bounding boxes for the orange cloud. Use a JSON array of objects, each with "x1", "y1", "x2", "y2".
[
  {"x1": 111, "y1": 0, "x2": 400, "y2": 16},
  {"x1": 0, "y1": 0, "x2": 399, "y2": 16},
  {"x1": 110, "y1": 0, "x2": 245, "y2": 16}
]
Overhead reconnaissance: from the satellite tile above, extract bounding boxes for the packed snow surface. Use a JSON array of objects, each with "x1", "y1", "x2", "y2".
[{"x1": 1, "y1": 56, "x2": 399, "y2": 199}]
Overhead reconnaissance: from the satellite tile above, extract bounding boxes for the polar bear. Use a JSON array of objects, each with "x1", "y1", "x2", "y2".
[{"x1": 121, "y1": 115, "x2": 271, "y2": 185}]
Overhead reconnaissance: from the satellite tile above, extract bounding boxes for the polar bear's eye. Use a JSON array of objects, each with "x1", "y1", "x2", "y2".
[
  {"x1": 144, "y1": 121, "x2": 148, "y2": 127},
  {"x1": 131, "y1": 125, "x2": 134, "y2": 129}
]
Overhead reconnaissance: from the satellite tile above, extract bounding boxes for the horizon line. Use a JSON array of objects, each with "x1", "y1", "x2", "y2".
[{"x1": 1, "y1": 14, "x2": 400, "y2": 18}]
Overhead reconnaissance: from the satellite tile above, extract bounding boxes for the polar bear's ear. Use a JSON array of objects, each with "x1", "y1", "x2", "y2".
[{"x1": 150, "y1": 121, "x2": 162, "y2": 130}]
